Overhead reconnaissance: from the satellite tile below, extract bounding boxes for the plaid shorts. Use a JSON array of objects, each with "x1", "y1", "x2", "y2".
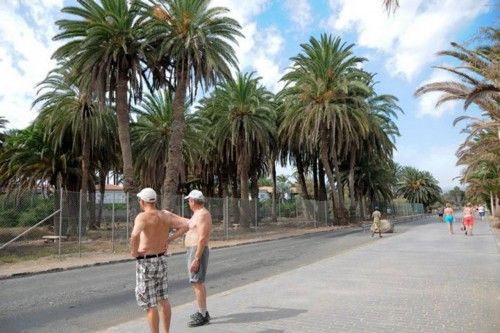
[{"x1": 135, "y1": 256, "x2": 169, "y2": 309}]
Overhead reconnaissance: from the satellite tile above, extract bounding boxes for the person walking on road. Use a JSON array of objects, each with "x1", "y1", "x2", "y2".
[
  {"x1": 437, "y1": 206, "x2": 444, "y2": 222},
  {"x1": 130, "y1": 188, "x2": 189, "y2": 333},
  {"x1": 371, "y1": 207, "x2": 382, "y2": 238},
  {"x1": 443, "y1": 203, "x2": 454, "y2": 235},
  {"x1": 478, "y1": 204, "x2": 485, "y2": 220},
  {"x1": 169, "y1": 189, "x2": 212, "y2": 327},
  {"x1": 463, "y1": 202, "x2": 475, "y2": 236}
]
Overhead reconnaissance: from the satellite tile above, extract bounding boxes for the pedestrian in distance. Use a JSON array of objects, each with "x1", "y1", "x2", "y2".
[
  {"x1": 371, "y1": 207, "x2": 382, "y2": 238},
  {"x1": 443, "y1": 203, "x2": 454, "y2": 235},
  {"x1": 168, "y1": 189, "x2": 213, "y2": 327},
  {"x1": 130, "y1": 187, "x2": 189, "y2": 333},
  {"x1": 437, "y1": 206, "x2": 444, "y2": 222},
  {"x1": 478, "y1": 204, "x2": 485, "y2": 220},
  {"x1": 463, "y1": 202, "x2": 475, "y2": 236}
]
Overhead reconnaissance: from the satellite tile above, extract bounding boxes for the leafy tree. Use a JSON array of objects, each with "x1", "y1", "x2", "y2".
[
  {"x1": 396, "y1": 166, "x2": 442, "y2": 208},
  {"x1": 198, "y1": 72, "x2": 276, "y2": 228},
  {"x1": 145, "y1": 0, "x2": 242, "y2": 209},
  {"x1": 280, "y1": 34, "x2": 369, "y2": 224},
  {"x1": 53, "y1": 0, "x2": 147, "y2": 194}
]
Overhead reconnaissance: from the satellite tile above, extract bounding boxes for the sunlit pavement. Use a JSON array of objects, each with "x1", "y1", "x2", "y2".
[{"x1": 101, "y1": 218, "x2": 499, "y2": 333}]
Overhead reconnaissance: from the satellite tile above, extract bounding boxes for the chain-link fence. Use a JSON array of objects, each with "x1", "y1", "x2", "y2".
[{"x1": 0, "y1": 190, "x2": 425, "y2": 262}]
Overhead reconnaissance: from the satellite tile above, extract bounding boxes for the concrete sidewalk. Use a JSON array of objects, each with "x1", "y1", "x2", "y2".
[{"x1": 102, "y1": 220, "x2": 499, "y2": 333}]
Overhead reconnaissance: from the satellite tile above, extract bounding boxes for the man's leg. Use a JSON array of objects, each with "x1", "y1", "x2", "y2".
[
  {"x1": 146, "y1": 307, "x2": 160, "y2": 333},
  {"x1": 158, "y1": 299, "x2": 171, "y2": 333},
  {"x1": 192, "y1": 282, "x2": 207, "y2": 312}
]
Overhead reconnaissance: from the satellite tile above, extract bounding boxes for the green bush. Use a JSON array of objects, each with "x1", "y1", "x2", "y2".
[
  {"x1": 279, "y1": 201, "x2": 297, "y2": 217},
  {"x1": 0, "y1": 208, "x2": 20, "y2": 227},
  {"x1": 17, "y1": 200, "x2": 54, "y2": 227},
  {"x1": 0, "y1": 194, "x2": 55, "y2": 227}
]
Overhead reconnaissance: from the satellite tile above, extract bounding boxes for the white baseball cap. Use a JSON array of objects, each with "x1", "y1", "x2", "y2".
[
  {"x1": 137, "y1": 187, "x2": 157, "y2": 203},
  {"x1": 185, "y1": 189, "x2": 205, "y2": 203}
]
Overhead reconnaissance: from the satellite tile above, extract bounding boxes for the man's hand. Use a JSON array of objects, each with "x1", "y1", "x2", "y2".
[{"x1": 190, "y1": 258, "x2": 200, "y2": 273}]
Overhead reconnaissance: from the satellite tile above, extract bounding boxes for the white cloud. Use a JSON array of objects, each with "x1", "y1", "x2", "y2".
[
  {"x1": 283, "y1": 0, "x2": 313, "y2": 30},
  {"x1": 0, "y1": 1, "x2": 62, "y2": 130},
  {"x1": 210, "y1": 0, "x2": 286, "y2": 92},
  {"x1": 326, "y1": 0, "x2": 489, "y2": 80},
  {"x1": 210, "y1": 0, "x2": 270, "y2": 25},
  {"x1": 415, "y1": 68, "x2": 459, "y2": 118}
]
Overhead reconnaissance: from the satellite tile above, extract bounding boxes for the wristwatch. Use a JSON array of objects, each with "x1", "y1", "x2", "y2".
[{"x1": 194, "y1": 257, "x2": 200, "y2": 261}]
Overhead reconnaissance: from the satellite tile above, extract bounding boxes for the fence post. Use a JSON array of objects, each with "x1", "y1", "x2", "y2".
[
  {"x1": 58, "y1": 188, "x2": 63, "y2": 258},
  {"x1": 126, "y1": 192, "x2": 129, "y2": 243},
  {"x1": 313, "y1": 201, "x2": 317, "y2": 228},
  {"x1": 325, "y1": 201, "x2": 328, "y2": 226},
  {"x1": 112, "y1": 192, "x2": 115, "y2": 253},
  {"x1": 78, "y1": 189, "x2": 82, "y2": 257},
  {"x1": 254, "y1": 200, "x2": 258, "y2": 227},
  {"x1": 223, "y1": 196, "x2": 229, "y2": 240}
]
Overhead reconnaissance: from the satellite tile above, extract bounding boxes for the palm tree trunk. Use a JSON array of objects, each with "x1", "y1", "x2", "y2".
[
  {"x1": 238, "y1": 142, "x2": 251, "y2": 228},
  {"x1": 80, "y1": 124, "x2": 90, "y2": 235},
  {"x1": 250, "y1": 174, "x2": 259, "y2": 224},
  {"x1": 296, "y1": 155, "x2": 310, "y2": 200},
  {"x1": 296, "y1": 156, "x2": 314, "y2": 220},
  {"x1": 231, "y1": 176, "x2": 240, "y2": 225},
  {"x1": 96, "y1": 171, "x2": 106, "y2": 228},
  {"x1": 330, "y1": 120, "x2": 347, "y2": 224},
  {"x1": 115, "y1": 66, "x2": 135, "y2": 194},
  {"x1": 271, "y1": 160, "x2": 277, "y2": 222},
  {"x1": 312, "y1": 158, "x2": 319, "y2": 200},
  {"x1": 163, "y1": 65, "x2": 188, "y2": 210},
  {"x1": 348, "y1": 151, "x2": 357, "y2": 222},
  {"x1": 320, "y1": 141, "x2": 339, "y2": 224}
]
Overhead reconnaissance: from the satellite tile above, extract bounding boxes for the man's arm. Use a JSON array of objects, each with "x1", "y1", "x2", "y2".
[
  {"x1": 130, "y1": 213, "x2": 145, "y2": 257},
  {"x1": 163, "y1": 210, "x2": 189, "y2": 242}
]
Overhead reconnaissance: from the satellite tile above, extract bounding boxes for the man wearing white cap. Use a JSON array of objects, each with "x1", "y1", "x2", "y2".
[
  {"x1": 169, "y1": 189, "x2": 212, "y2": 327},
  {"x1": 130, "y1": 187, "x2": 189, "y2": 333}
]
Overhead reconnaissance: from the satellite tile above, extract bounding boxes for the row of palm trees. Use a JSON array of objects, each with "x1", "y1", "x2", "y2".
[
  {"x1": 415, "y1": 27, "x2": 499, "y2": 217},
  {"x1": 2, "y1": 0, "x2": 439, "y2": 233}
]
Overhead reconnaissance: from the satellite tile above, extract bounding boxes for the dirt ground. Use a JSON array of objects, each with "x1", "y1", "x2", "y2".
[{"x1": 0, "y1": 224, "x2": 349, "y2": 279}]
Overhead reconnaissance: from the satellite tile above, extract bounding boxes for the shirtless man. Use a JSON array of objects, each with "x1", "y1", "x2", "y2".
[
  {"x1": 463, "y1": 202, "x2": 475, "y2": 236},
  {"x1": 130, "y1": 187, "x2": 188, "y2": 333},
  {"x1": 169, "y1": 189, "x2": 212, "y2": 327}
]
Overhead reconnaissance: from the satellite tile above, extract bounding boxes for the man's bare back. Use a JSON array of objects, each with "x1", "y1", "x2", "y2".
[{"x1": 131, "y1": 210, "x2": 188, "y2": 257}]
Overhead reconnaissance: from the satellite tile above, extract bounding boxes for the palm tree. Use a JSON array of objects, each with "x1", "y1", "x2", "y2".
[
  {"x1": 396, "y1": 166, "x2": 442, "y2": 208},
  {"x1": 53, "y1": 0, "x2": 147, "y2": 194},
  {"x1": 131, "y1": 90, "x2": 203, "y2": 200},
  {"x1": 199, "y1": 72, "x2": 276, "y2": 228},
  {"x1": 145, "y1": 0, "x2": 242, "y2": 209},
  {"x1": 415, "y1": 28, "x2": 499, "y2": 214},
  {"x1": 33, "y1": 67, "x2": 119, "y2": 232},
  {"x1": 0, "y1": 124, "x2": 81, "y2": 234},
  {"x1": 280, "y1": 34, "x2": 369, "y2": 224},
  {"x1": 415, "y1": 30, "x2": 499, "y2": 130}
]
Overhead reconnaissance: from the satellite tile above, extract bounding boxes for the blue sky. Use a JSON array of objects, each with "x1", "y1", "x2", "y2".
[{"x1": 0, "y1": 0, "x2": 497, "y2": 191}]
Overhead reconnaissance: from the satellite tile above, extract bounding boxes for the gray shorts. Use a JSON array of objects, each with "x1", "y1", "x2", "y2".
[{"x1": 186, "y1": 246, "x2": 209, "y2": 283}]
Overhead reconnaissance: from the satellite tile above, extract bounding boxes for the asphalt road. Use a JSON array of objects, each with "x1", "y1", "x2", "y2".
[{"x1": 0, "y1": 217, "x2": 433, "y2": 332}]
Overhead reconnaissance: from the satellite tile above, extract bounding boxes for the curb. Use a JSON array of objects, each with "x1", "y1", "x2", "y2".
[{"x1": 0, "y1": 226, "x2": 344, "y2": 280}]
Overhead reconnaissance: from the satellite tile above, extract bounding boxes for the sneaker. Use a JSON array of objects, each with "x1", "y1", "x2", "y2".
[
  {"x1": 190, "y1": 311, "x2": 210, "y2": 321},
  {"x1": 188, "y1": 312, "x2": 209, "y2": 327}
]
